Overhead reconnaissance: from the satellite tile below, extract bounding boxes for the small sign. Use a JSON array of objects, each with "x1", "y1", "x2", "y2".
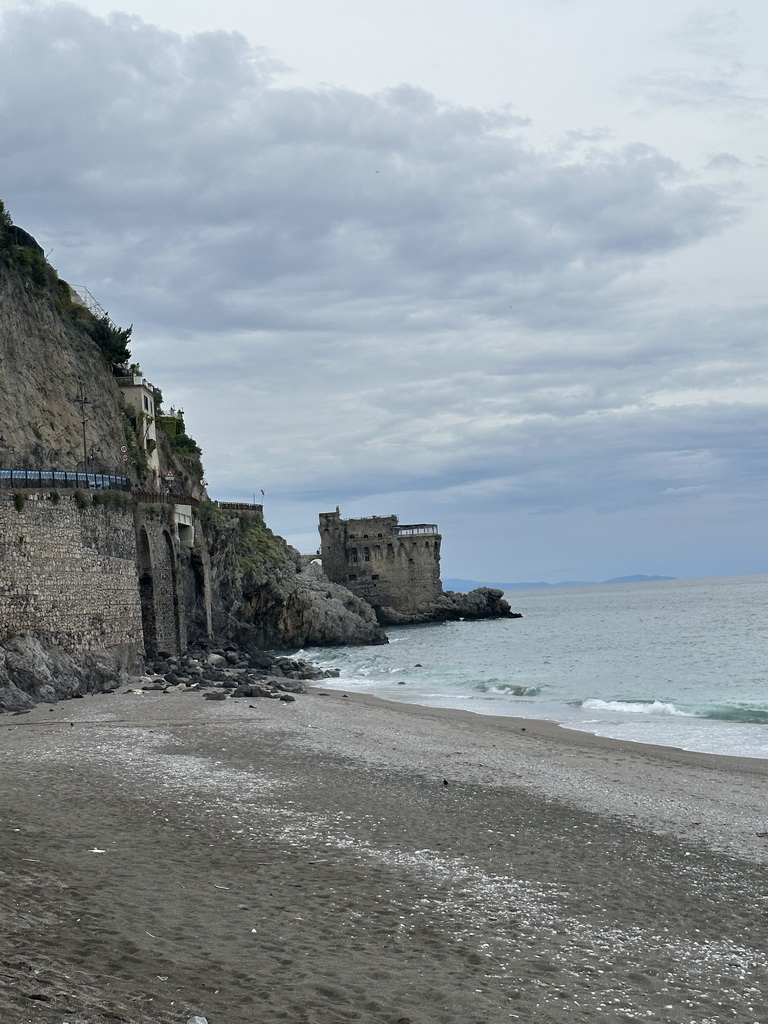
[
  {"x1": 165, "y1": 470, "x2": 175, "y2": 480},
  {"x1": 120, "y1": 452, "x2": 129, "y2": 463},
  {"x1": 119, "y1": 444, "x2": 128, "y2": 454}
]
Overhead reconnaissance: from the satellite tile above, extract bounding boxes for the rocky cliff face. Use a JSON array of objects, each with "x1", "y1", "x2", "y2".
[
  {"x1": 0, "y1": 261, "x2": 130, "y2": 474},
  {"x1": 190, "y1": 507, "x2": 388, "y2": 648},
  {"x1": 0, "y1": 636, "x2": 128, "y2": 712}
]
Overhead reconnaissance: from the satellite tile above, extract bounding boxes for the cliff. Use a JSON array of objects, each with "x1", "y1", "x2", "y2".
[
  {"x1": 0, "y1": 260, "x2": 129, "y2": 475},
  {"x1": 0, "y1": 202, "x2": 387, "y2": 681},
  {"x1": 190, "y1": 506, "x2": 387, "y2": 648}
]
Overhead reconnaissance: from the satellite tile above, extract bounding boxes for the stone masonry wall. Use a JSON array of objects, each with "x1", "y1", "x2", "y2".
[
  {"x1": 0, "y1": 490, "x2": 143, "y2": 658},
  {"x1": 135, "y1": 506, "x2": 188, "y2": 657},
  {"x1": 319, "y1": 510, "x2": 442, "y2": 613}
]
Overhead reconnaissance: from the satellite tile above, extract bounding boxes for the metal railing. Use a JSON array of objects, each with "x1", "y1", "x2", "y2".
[
  {"x1": 395, "y1": 524, "x2": 439, "y2": 536},
  {"x1": 69, "y1": 285, "x2": 115, "y2": 327},
  {"x1": 134, "y1": 490, "x2": 199, "y2": 507},
  {"x1": 214, "y1": 501, "x2": 264, "y2": 514},
  {"x1": 0, "y1": 469, "x2": 130, "y2": 491}
]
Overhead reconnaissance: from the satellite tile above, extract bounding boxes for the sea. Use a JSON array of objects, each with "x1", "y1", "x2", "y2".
[{"x1": 297, "y1": 574, "x2": 768, "y2": 760}]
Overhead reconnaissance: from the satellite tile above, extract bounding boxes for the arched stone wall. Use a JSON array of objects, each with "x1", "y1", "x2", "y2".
[
  {"x1": 134, "y1": 510, "x2": 188, "y2": 657},
  {"x1": 137, "y1": 526, "x2": 157, "y2": 656}
]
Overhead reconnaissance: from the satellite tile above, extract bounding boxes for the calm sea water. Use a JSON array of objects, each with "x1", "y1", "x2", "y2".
[{"x1": 297, "y1": 575, "x2": 768, "y2": 759}]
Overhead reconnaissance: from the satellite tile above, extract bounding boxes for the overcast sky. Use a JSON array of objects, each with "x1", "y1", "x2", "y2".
[{"x1": 1, "y1": 0, "x2": 766, "y2": 583}]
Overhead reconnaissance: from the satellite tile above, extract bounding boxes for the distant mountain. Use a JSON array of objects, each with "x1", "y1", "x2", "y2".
[
  {"x1": 602, "y1": 574, "x2": 676, "y2": 584},
  {"x1": 443, "y1": 574, "x2": 677, "y2": 593}
]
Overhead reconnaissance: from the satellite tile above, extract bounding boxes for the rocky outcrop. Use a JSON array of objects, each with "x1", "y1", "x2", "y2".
[
  {"x1": 239, "y1": 562, "x2": 389, "y2": 647},
  {"x1": 0, "y1": 635, "x2": 341, "y2": 713},
  {"x1": 137, "y1": 642, "x2": 340, "y2": 700},
  {"x1": 0, "y1": 636, "x2": 128, "y2": 712},
  {"x1": 190, "y1": 507, "x2": 388, "y2": 648},
  {"x1": 376, "y1": 587, "x2": 520, "y2": 626}
]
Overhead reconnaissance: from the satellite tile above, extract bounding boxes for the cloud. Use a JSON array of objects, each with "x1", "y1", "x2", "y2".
[
  {"x1": 706, "y1": 152, "x2": 746, "y2": 171},
  {"x1": 0, "y1": 4, "x2": 739, "y2": 338},
  {"x1": 625, "y1": 67, "x2": 767, "y2": 112},
  {"x1": 623, "y1": 7, "x2": 768, "y2": 118},
  {"x1": 0, "y1": 2, "x2": 765, "y2": 579}
]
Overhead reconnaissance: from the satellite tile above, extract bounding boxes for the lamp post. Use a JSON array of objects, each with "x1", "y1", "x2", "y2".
[
  {"x1": 0, "y1": 434, "x2": 14, "y2": 472},
  {"x1": 72, "y1": 381, "x2": 90, "y2": 483}
]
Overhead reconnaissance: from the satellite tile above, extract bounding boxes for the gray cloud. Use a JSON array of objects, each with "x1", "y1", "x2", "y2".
[{"x1": 0, "y1": 2, "x2": 765, "y2": 580}]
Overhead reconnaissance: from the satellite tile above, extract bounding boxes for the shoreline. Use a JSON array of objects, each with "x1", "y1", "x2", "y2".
[
  {"x1": 2, "y1": 689, "x2": 767, "y2": 1023},
  {"x1": 304, "y1": 687, "x2": 768, "y2": 864},
  {"x1": 310, "y1": 684, "x2": 768, "y2": 770}
]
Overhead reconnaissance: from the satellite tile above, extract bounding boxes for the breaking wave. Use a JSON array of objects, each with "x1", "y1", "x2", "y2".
[
  {"x1": 474, "y1": 682, "x2": 541, "y2": 697},
  {"x1": 581, "y1": 699, "x2": 691, "y2": 717}
]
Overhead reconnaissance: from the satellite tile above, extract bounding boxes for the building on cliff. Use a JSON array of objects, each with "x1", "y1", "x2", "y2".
[
  {"x1": 319, "y1": 508, "x2": 442, "y2": 614},
  {"x1": 116, "y1": 372, "x2": 161, "y2": 481}
]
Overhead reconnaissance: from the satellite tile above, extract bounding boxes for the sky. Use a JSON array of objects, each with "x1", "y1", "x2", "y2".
[{"x1": 0, "y1": 0, "x2": 766, "y2": 583}]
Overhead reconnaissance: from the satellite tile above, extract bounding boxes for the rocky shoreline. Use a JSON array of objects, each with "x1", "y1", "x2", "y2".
[
  {"x1": 1, "y1": 585, "x2": 520, "y2": 714},
  {"x1": 136, "y1": 643, "x2": 339, "y2": 702},
  {"x1": 0, "y1": 635, "x2": 339, "y2": 714}
]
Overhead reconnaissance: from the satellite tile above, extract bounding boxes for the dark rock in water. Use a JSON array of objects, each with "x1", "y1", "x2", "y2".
[
  {"x1": 203, "y1": 692, "x2": 227, "y2": 701},
  {"x1": 376, "y1": 587, "x2": 521, "y2": 626},
  {"x1": 279, "y1": 693, "x2": 296, "y2": 702}
]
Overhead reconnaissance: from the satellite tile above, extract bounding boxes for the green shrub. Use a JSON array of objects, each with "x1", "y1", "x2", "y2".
[
  {"x1": 236, "y1": 515, "x2": 287, "y2": 573},
  {"x1": 91, "y1": 490, "x2": 134, "y2": 511},
  {"x1": 73, "y1": 489, "x2": 89, "y2": 509},
  {"x1": 13, "y1": 492, "x2": 25, "y2": 512},
  {"x1": 49, "y1": 490, "x2": 60, "y2": 504}
]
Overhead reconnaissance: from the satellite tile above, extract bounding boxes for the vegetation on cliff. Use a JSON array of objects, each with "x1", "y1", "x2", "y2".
[{"x1": 0, "y1": 200, "x2": 132, "y2": 370}]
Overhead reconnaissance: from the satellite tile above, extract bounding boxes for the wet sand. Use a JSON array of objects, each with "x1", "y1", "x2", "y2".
[{"x1": 1, "y1": 688, "x2": 766, "y2": 1024}]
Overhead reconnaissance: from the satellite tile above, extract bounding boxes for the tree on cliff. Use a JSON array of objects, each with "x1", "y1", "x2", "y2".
[{"x1": 87, "y1": 315, "x2": 132, "y2": 367}]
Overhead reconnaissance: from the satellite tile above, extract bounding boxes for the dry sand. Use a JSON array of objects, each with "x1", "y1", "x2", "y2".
[{"x1": 1, "y1": 687, "x2": 766, "y2": 1024}]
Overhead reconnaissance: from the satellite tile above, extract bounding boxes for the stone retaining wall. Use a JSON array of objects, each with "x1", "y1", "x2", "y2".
[{"x1": 0, "y1": 491, "x2": 143, "y2": 658}]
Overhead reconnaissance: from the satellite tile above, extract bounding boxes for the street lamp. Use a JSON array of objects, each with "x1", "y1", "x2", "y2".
[
  {"x1": 0, "y1": 434, "x2": 14, "y2": 472},
  {"x1": 72, "y1": 382, "x2": 90, "y2": 482}
]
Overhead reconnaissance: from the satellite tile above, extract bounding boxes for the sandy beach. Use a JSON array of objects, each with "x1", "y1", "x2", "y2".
[{"x1": 1, "y1": 688, "x2": 766, "y2": 1024}]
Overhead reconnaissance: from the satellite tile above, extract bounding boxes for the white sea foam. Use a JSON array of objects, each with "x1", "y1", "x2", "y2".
[
  {"x1": 581, "y1": 698, "x2": 690, "y2": 717},
  {"x1": 300, "y1": 575, "x2": 768, "y2": 758}
]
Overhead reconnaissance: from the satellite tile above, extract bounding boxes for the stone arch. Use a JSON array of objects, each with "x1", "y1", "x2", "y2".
[
  {"x1": 137, "y1": 526, "x2": 157, "y2": 657},
  {"x1": 151, "y1": 527, "x2": 182, "y2": 655}
]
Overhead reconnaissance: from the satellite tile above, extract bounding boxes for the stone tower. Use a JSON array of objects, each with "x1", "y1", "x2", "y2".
[{"x1": 319, "y1": 508, "x2": 442, "y2": 613}]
